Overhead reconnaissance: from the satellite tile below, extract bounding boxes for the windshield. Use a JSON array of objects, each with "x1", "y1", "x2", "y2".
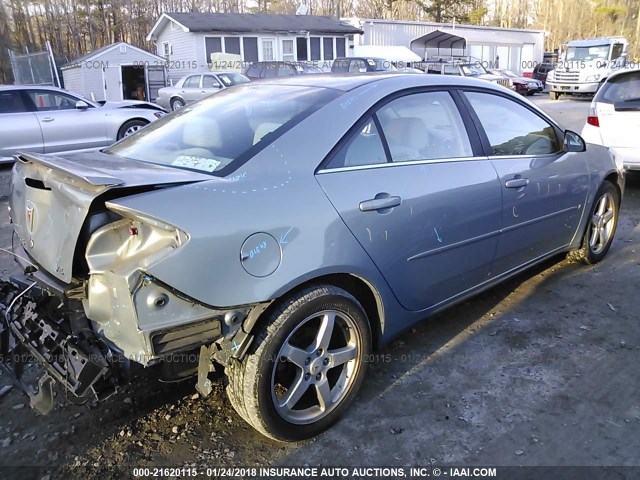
[
  {"x1": 461, "y1": 63, "x2": 487, "y2": 76},
  {"x1": 217, "y1": 73, "x2": 250, "y2": 86},
  {"x1": 566, "y1": 45, "x2": 609, "y2": 62},
  {"x1": 105, "y1": 84, "x2": 339, "y2": 176}
]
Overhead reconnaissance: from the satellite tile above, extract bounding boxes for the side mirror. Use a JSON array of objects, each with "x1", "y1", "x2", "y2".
[
  {"x1": 563, "y1": 130, "x2": 586, "y2": 152},
  {"x1": 75, "y1": 100, "x2": 89, "y2": 110}
]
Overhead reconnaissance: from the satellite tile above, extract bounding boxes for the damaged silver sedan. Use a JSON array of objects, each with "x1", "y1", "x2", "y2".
[{"x1": 0, "y1": 74, "x2": 624, "y2": 441}]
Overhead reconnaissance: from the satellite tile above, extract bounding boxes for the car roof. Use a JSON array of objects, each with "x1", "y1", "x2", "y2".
[
  {"x1": 0, "y1": 85, "x2": 66, "y2": 92},
  {"x1": 255, "y1": 72, "x2": 509, "y2": 92}
]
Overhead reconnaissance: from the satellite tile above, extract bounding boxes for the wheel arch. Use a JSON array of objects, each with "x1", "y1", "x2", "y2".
[{"x1": 251, "y1": 272, "x2": 385, "y2": 351}]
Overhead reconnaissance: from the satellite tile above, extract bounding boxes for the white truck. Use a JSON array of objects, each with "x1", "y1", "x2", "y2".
[{"x1": 547, "y1": 36, "x2": 628, "y2": 100}]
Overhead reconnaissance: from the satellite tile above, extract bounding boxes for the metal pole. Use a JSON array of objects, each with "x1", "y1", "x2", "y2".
[{"x1": 47, "y1": 41, "x2": 61, "y2": 87}]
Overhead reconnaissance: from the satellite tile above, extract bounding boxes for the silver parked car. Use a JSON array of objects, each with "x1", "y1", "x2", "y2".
[
  {"x1": 155, "y1": 72, "x2": 250, "y2": 111},
  {"x1": 0, "y1": 74, "x2": 623, "y2": 441},
  {"x1": 0, "y1": 85, "x2": 166, "y2": 163}
]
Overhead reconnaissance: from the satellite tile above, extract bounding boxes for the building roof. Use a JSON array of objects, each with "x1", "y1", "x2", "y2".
[
  {"x1": 62, "y1": 42, "x2": 164, "y2": 69},
  {"x1": 147, "y1": 12, "x2": 363, "y2": 41}
]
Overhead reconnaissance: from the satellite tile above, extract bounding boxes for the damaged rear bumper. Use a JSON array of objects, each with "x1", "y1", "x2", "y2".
[{"x1": 0, "y1": 281, "x2": 118, "y2": 414}]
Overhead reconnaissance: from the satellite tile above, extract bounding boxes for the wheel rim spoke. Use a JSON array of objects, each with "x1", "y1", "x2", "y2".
[
  {"x1": 314, "y1": 312, "x2": 336, "y2": 351},
  {"x1": 603, "y1": 209, "x2": 614, "y2": 224},
  {"x1": 279, "y1": 342, "x2": 308, "y2": 368},
  {"x1": 328, "y1": 344, "x2": 357, "y2": 367},
  {"x1": 278, "y1": 371, "x2": 308, "y2": 412},
  {"x1": 315, "y1": 378, "x2": 332, "y2": 411}
]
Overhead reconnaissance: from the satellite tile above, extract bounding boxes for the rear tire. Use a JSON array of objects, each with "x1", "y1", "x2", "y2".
[
  {"x1": 226, "y1": 285, "x2": 372, "y2": 441},
  {"x1": 569, "y1": 181, "x2": 619, "y2": 264},
  {"x1": 170, "y1": 97, "x2": 185, "y2": 111}
]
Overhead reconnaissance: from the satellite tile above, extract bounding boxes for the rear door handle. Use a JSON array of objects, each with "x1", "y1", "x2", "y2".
[
  {"x1": 505, "y1": 178, "x2": 529, "y2": 188},
  {"x1": 359, "y1": 195, "x2": 401, "y2": 212},
  {"x1": 41, "y1": 117, "x2": 54, "y2": 123}
]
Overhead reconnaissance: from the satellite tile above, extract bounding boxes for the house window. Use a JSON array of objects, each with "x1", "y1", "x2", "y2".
[
  {"x1": 224, "y1": 37, "x2": 241, "y2": 55},
  {"x1": 162, "y1": 42, "x2": 171, "y2": 61},
  {"x1": 336, "y1": 38, "x2": 346, "y2": 58},
  {"x1": 310, "y1": 37, "x2": 321, "y2": 61},
  {"x1": 205, "y1": 37, "x2": 223, "y2": 64},
  {"x1": 323, "y1": 38, "x2": 334, "y2": 61},
  {"x1": 282, "y1": 39, "x2": 295, "y2": 62},
  {"x1": 296, "y1": 37, "x2": 308, "y2": 61},
  {"x1": 243, "y1": 37, "x2": 258, "y2": 62}
]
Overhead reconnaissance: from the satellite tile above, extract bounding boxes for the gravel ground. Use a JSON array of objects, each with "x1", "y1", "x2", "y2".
[{"x1": 1, "y1": 97, "x2": 639, "y2": 479}]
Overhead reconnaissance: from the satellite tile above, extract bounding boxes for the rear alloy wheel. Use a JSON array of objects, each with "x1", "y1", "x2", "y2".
[
  {"x1": 117, "y1": 119, "x2": 148, "y2": 140},
  {"x1": 226, "y1": 285, "x2": 372, "y2": 441},
  {"x1": 570, "y1": 181, "x2": 619, "y2": 264},
  {"x1": 170, "y1": 97, "x2": 185, "y2": 111}
]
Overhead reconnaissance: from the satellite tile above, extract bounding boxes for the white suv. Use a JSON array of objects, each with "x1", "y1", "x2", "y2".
[{"x1": 581, "y1": 68, "x2": 640, "y2": 170}]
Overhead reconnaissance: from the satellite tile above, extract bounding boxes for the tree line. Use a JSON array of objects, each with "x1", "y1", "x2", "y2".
[{"x1": 1, "y1": 0, "x2": 639, "y2": 84}]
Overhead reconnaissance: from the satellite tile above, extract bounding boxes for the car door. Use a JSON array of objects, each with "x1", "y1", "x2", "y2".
[
  {"x1": 316, "y1": 90, "x2": 503, "y2": 312},
  {"x1": 462, "y1": 90, "x2": 590, "y2": 275},
  {"x1": 0, "y1": 89, "x2": 43, "y2": 161},
  {"x1": 201, "y1": 74, "x2": 223, "y2": 98},
  {"x1": 25, "y1": 89, "x2": 108, "y2": 153},
  {"x1": 180, "y1": 75, "x2": 203, "y2": 104}
]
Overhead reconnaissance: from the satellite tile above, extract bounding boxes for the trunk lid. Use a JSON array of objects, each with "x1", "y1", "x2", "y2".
[{"x1": 10, "y1": 151, "x2": 212, "y2": 283}]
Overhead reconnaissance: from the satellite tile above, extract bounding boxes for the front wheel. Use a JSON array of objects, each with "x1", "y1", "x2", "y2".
[
  {"x1": 117, "y1": 119, "x2": 148, "y2": 140},
  {"x1": 570, "y1": 181, "x2": 620, "y2": 264},
  {"x1": 226, "y1": 285, "x2": 372, "y2": 441}
]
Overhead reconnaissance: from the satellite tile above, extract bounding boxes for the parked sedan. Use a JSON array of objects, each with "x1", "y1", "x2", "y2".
[
  {"x1": 155, "y1": 72, "x2": 250, "y2": 111},
  {"x1": 242, "y1": 61, "x2": 324, "y2": 80},
  {"x1": 0, "y1": 85, "x2": 165, "y2": 163},
  {"x1": 581, "y1": 68, "x2": 640, "y2": 170},
  {"x1": 488, "y1": 69, "x2": 544, "y2": 95},
  {"x1": 1, "y1": 74, "x2": 623, "y2": 442}
]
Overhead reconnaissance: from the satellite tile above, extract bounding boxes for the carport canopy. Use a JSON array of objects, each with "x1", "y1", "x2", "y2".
[{"x1": 411, "y1": 29, "x2": 468, "y2": 51}]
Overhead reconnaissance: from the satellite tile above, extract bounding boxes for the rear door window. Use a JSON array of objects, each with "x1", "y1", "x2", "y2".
[{"x1": 0, "y1": 91, "x2": 28, "y2": 113}]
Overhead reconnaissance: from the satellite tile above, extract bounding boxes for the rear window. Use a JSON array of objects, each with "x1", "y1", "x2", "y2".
[
  {"x1": 596, "y1": 70, "x2": 640, "y2": 108},
  {"x1": 105, "y1": 84, "x2": 340, "y2": 176}
]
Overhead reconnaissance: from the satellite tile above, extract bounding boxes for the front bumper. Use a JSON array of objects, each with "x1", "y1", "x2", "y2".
[
  {"x1": 547, "y1": 81, "x2": 599, "y2": 94},
  {"x1": 0, "y1": 281, "x2": 117, "y2": 414}
]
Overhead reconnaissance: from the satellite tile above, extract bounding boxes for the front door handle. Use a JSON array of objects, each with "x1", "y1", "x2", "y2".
[
  {"x1": 41, "y1": 117, "x2": 54, "y2": 123},
  {"x1": 359, "y1": 195, "x2": 401, "y2": 212},
  {"x1": 505, "y1": 178, "x2": 529, "y2": 188}
]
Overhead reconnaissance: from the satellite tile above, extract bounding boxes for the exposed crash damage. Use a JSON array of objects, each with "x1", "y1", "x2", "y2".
[{"x1": 0, "y1": 151, "x2": 271, "y2": 415}]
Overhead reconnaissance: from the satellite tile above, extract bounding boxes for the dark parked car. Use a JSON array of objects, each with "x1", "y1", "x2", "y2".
[
  {"x1": 242, "y1": 61, "x2": 323, "y2": 80},
  {"x1": 533, "y1": 62, "x2": 555, "y2": 85},
  {"x1": 488, "y1": 69, "x2": 544, "y2": 95},
  {"x1": 0, "y1": 73, "x2": 623, "y2": 442},
  {"x1": 331, "y1": 57, "x2": 396, "y2": 73}
]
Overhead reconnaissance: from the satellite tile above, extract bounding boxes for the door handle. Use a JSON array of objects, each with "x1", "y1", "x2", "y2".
[
  {"x1": 505, "y1": 178, "x2": 529, "y2": 188},
  {"x1": 41, "y1": 117, "x2": 54, "y2": 123},
  {"x1": 359, "y1": 195, "x2": 401, "y2": 212}
]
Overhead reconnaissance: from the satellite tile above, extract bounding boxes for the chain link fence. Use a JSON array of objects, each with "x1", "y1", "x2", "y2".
[{"x1": 8, "y1": 48, "x2": 58, "y2": 86}]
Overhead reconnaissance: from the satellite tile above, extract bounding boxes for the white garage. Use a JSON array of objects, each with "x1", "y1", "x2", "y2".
[{"x1": 61, "y1": 42, "x2": 167, "y2": 103}]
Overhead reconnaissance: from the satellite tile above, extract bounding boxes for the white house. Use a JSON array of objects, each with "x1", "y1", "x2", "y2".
[
  {"x1": 345, "y1": 18, "x2": 546, "y2": 72},
  {"x1": 146, "y1": 12, "x2": 363, "y2": 83},
  {"x1": 61, "y1": 42, "x2": 167, "y2": 102}
]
